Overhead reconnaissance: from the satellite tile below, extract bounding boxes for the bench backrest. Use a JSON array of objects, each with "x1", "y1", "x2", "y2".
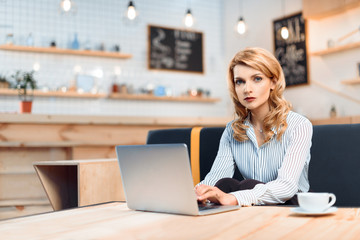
[{"x1": 309, "y1": 124, "x2": 360, "y2": 207}]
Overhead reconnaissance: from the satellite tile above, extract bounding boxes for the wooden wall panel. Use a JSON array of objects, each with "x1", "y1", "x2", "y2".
[
  {"x1": 0, "y1": 174, "x2": 47, "y2": 200},
  {"x1": 0, "y1": 147, "x2": 69, "y2": 206},
  {"x1": 352, "y1": 116, "x2": 360, "y2": 123},
  {"x1": 0, "y1": 123, "x2": 168, "y2": 146},
  {"x1": 311, "y1": 116, "x2": 360, "y2": 125},
  {"x1": 72, "y1": 147, "x2": 117, "y2": 160},
  {"x1": 303, "y1": 0, "x2": 360, "y2": 19},
  {"x1": 311, "y1": 116, "x2": 352, "y2": 125},
  {"x1": 0, "y1": 147, "x2": 69, "y2": 173}
]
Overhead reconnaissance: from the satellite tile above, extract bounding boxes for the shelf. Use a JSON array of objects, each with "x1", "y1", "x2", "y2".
[
  {"x1": 109, "y1": 93, "x2": 220, "y2": 103},
  {"x1": 341, "y1": 78, "x2": 360, "y2": 85},
  {"x1": 303, "y1": 0, "x2": 360, "y2": 20},
  {"x1": 310, "y1": 41, "x2": 360, "y2": 56},
  {"x1": 0, "y1": 89, "x2": 220, "y2": 103},
  {"x1": 0, "y1": 44, "x2": 132, "y2": 59},
  {"x1": 0, "y1": 88, "x2": 106, "y2": 98}
]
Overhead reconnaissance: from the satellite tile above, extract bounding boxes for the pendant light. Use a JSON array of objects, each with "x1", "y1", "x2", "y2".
[
  {"x1": 280, "y1": 0, "x2": 289, "y2": 40},
  {"x1": 59, "y1": 0, "x2": 76, "y2": 14},
  {"x1": 184, "y1": 0, "x2": 194, "y2": 28},
  {"x1": 236, "y1": 17, "x2": 246, "y2": 35},
  {"x1": 60, "y1": 0, "x2": 72, "y2": 12},
  {"x1": 236, "y1": 0, "x2": 247, "y2": 35},
  {"x1": 126, "y1": 1, "x2": 137, "y2": 20},
  {"x1": 281, "y1": 26, "x2": 289, "y2": 39},
  {"x1": 184, "y1": 9, "x2": 194, "y2": 27}
]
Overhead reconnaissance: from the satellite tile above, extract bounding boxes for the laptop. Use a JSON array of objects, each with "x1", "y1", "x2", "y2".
[{"x1": 115, "y1": 144, "x2": 240, "y2": 216}]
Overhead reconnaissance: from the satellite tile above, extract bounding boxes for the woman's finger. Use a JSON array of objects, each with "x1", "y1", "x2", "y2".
[
  {"x1": 195, "y1": 184, "x2": 212, "y2": 196},
  {"x1": 197, "y1": 188, "x2": 220, "y2": 201}
]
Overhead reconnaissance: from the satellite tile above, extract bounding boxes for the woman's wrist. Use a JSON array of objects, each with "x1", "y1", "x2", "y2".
[{"x1": 221, "y1": 193, "x2": 238, "y2": 205}]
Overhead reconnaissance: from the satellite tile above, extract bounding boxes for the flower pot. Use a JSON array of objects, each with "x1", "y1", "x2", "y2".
[
  {"x1": 0, "y1": 82, "x2": 9, "y2": 88},
  {"x1": 19, "y1": 101, "x2": 32, "y2": 113}
]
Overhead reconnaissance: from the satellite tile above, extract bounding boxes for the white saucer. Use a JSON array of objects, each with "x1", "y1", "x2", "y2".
[{"x1": 291, "y1": 207, "x2": 338, "y2": 216}]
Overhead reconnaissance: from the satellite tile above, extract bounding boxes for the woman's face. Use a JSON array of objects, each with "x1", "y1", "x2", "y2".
[{"x1": 233, "y1": 64, "x2": 275, "y2": 113}]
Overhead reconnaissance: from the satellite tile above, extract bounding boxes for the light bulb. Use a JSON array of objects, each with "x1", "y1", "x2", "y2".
[
  {"x1": 184, "y1": 9, "x2": 194, "y2": 27},
  {"x1": 237, "y1": 17, "x2": 246, "y2": 35},
  {"x1": 73, "y1": 65, "x2": 82, "y2": 73},
  {"x1": 127, "y1": 1, "x2": 136, "y2": 20},
  {"x1": 281, "y1": 26, "x2": 289, "y2": 40},
  {"x1": 114, "y1": 66, "x2": 122, "y2": 76},
  {"x1": 33, "y1": 62, "x2": 40, "y2": 72},
  {"x1": 61, "y1": 0, "x2": 72, "y2": 12},
  {"x1": 93, "y1": 68, "x2": 104, "y2": 78}
]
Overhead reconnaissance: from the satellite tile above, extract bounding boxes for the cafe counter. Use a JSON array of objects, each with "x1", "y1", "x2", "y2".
[{"x1": 0, "y1": 113, "x2": 232, "y2": 219}]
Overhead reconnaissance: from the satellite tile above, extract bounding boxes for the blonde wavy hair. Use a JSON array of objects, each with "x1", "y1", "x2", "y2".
[{"x1": 228, "y1": 47, "x2": 291, "y2": 143}]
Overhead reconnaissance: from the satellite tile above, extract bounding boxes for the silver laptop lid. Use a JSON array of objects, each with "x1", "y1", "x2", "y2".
[{"x1": 116, "y1": 144, "x2": 200, "y2": 215}]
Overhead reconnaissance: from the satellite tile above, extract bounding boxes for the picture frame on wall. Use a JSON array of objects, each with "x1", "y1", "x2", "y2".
[
  {"x1": 273, "y1": 12, "x2": 308, "y2": 87},
  {"x1": 148, "y1": 25, "x2": 204, "y2": 74}
]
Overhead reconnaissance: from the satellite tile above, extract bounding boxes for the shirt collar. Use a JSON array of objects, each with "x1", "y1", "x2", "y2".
[{"x1": 243, "y1": 114, "x2": 278, "y2": 135}]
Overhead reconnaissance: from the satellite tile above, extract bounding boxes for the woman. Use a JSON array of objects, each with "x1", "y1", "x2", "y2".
[{"x1": 195, "y1": 47, "x2": 312, "y2": 206}]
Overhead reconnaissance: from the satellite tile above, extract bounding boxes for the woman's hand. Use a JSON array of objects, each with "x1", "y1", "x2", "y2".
[{"x1": 195, "y1": 184, "x2": 238, "y2": 206}]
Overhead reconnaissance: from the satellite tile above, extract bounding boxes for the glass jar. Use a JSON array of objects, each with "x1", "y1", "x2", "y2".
[{"x1": 5, "y1": 33, "x2": 14, "y2": 45}]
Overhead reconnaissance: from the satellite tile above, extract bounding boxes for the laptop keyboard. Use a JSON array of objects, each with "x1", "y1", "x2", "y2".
[{"x1": 198, "y1": 203, "x2": 222, "y2": 211}]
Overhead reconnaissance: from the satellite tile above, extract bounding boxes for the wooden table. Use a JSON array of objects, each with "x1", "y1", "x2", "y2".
[{"x1": 1, "y1": 202, "x2": 360, "y2": 239}]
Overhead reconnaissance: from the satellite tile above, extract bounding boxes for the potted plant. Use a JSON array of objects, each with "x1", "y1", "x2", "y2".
[
  {"x1": 0, "y1": 75, "x2": 10, "y2": 89},
  {"x1": 11, "y1": 70, "x2": 37, "y2": 113}
]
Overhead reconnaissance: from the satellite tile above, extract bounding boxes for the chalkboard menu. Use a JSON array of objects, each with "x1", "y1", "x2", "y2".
[
  {"x1": 148, "y1": 25, "x2": 204, "y2": 73},
  {"x1": 273, "y1": 12, "x2": 308, "y2": 87}
]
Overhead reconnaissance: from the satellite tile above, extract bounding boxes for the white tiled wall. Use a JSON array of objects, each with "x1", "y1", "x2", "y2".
[{"x1": 0, "y1": 0, "x2": 231, "y2": 117}]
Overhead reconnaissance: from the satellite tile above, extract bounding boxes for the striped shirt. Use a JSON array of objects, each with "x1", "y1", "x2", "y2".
[{"x1": 199, "y1": 111, "x2": 313, "y2": 206}]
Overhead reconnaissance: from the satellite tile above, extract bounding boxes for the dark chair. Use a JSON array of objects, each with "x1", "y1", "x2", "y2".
[
  {"x1": 309, "y1": 124, "x2": 360, "y2": 207},
  {"x1": 146, "y1": 128, "x2": 192, "y2": 157},
  {"x1": 147, "y1": 123, "x2": 360, "y2": 207},
  {"x1": 197, "y1": 127, "x2": 243, "y2": 181}
]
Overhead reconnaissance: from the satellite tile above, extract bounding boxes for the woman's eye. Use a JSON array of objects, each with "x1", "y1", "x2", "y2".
[
  {"x1": 235, "y1": 79, "x2": 244, "y2": 85},
  {"x1": 254, "y1": 76, "x2": 262, "y2": 82}
]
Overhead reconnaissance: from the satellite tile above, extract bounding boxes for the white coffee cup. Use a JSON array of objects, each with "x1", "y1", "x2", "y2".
[{"x1": 297, "y1": 192, "x2": 336, "y2": 212}]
